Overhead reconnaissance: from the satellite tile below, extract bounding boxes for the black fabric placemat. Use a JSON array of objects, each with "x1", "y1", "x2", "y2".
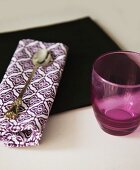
[{"x1": 0, "y1": 17, "x2": 121, "y2": 114}]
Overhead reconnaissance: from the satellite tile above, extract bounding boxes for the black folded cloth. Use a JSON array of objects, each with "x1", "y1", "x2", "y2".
[{"x1": 0, "y1": 17, "x2": 121, "y2": 114}]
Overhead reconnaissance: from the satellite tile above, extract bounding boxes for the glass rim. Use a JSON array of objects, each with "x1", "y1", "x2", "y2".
[{"x1": 93, "y1": 50, "x2": 140, "y2": 88}]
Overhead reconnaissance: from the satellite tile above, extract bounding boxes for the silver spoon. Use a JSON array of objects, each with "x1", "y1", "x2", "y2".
[{"x1": 5, "y1": 49, "x2": 53, "y2": 120}]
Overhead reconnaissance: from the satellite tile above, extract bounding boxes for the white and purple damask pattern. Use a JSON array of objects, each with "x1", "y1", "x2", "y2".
[{"x1": 0, "y1": 39, "x2": 67, "y2": 147}]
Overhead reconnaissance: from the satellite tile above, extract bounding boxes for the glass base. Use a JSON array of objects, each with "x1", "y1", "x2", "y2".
[
  {"x1": 100, "y1": 124, "x2": 138, "y2": 136},
  {"x1": 94, "y1": 106, "x2": 140, "y2": 136}
]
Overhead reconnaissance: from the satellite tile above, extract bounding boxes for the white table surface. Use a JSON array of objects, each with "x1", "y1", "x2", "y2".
[{"x1": 0, "y1": 0, "x2": 140, "y2": 170}]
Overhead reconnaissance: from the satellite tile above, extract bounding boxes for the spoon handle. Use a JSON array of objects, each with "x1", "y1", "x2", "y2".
[
  {"x1": 5, "y1": 66, "x2": 38, "y2": 119},
  {"x1": 18, "y1": 66, "x2": 37, "y2": 99}
]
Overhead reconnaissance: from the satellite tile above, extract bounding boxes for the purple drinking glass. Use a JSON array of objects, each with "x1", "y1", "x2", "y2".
[{"x1": 92, "y1": 51, "x2": 140, "y2": 136}]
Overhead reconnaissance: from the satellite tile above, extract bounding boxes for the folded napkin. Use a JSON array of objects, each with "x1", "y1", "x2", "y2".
[{"x1": 0, "y1": 39, "x2": 67, "y2": 147}]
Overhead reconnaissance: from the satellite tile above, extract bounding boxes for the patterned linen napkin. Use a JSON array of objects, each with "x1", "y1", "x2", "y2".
[{"x1": 0, "y1": 39, "x2": 67, "y2": 147}]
